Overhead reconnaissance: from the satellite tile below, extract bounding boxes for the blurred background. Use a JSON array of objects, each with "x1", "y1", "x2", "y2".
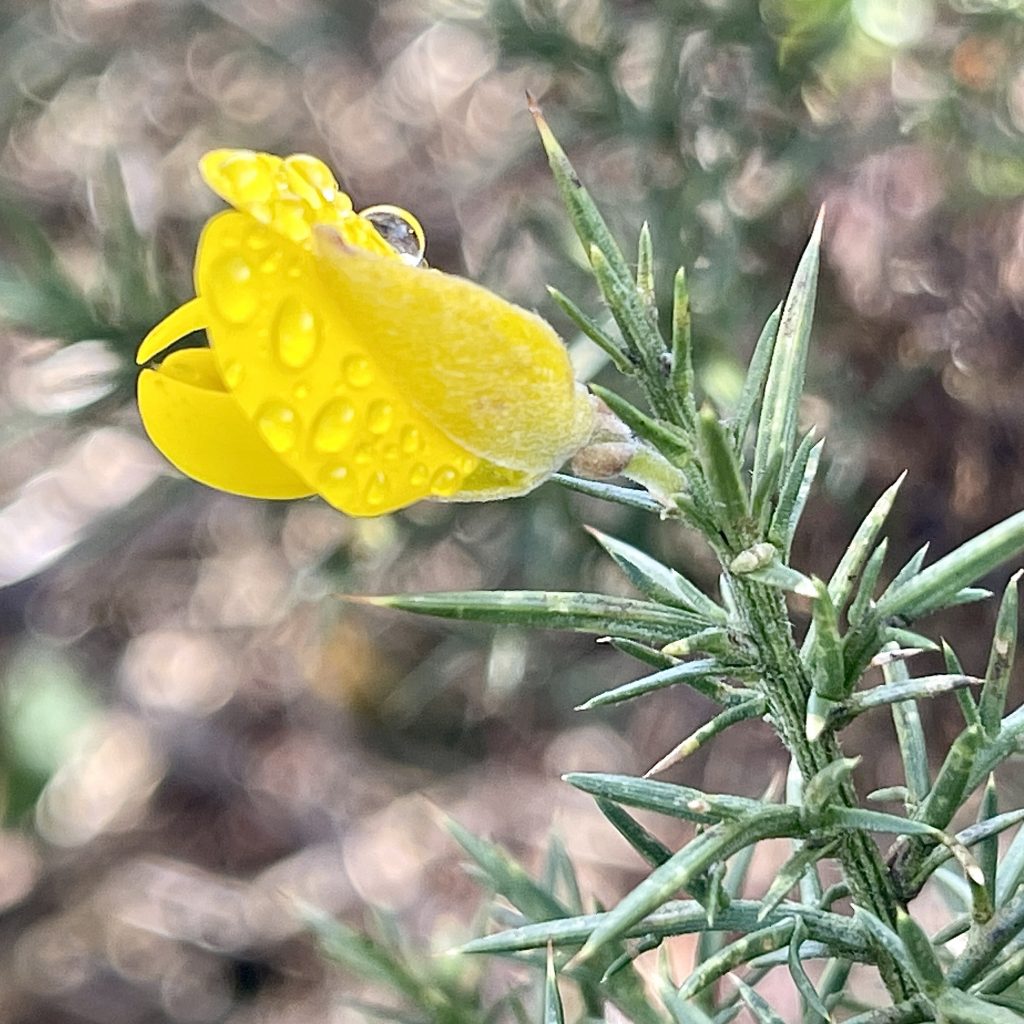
[{"x1": 1, "y1": 0, "x2": 1024, "y2": 1020}]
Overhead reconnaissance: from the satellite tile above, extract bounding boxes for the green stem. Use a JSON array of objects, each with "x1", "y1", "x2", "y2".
[{"x1": 732, "y1": 577, "x2": 916, "y2": 1002}]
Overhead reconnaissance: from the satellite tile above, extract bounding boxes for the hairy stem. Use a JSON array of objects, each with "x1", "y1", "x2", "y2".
[{"x1": 733, "y1": 577, "x2": 915, "y2": 1001}]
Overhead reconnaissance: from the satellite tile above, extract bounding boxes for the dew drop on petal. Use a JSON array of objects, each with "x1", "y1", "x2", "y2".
[
  {"x1": 210, "y1": 254, "x2": 259, "y2": 324},
  {"x1": 353, "y1": 443, "x2": 374, "y2": 466},
  {"x1": 399, "y1": 425, "x2": 422, "y2": 454},
  {"x1": 293, "y1": 383, "x2": 309, "y2": 400},
  {"x1": 318, "y1": 461, "x2": 353, "y2": 503},
  {"x1": 367, "y1": 400, "x2": 393, "y2": 435},
  {"x1": 222, "y1": 156, "x2": 274, "y2": 204},
  {"x1": 223, "y1": 361, "x2": 244, "y2": 388},
  {"x1": 430, "y1": 465, "x2": 461, "y2": 496},
  {"x1": 343, "y1": 356, "x2": 374, "y2": 389},
  {"x1": 311, "y1": 398, "x2": 356, "y2": 453},
  {"x1": 272, "y1": 199, "x2": 312, "y2": 244},
  {"x1": 256, "y1": 401, "x2": 300, "y2": 453},
  {"x1": 364, "y1": 470, "x2": 389, "y2": 508},
  {"x1": 409, "y1": 463, "x2": 429, "y2": 487},
  {"x1": 274, "y1": 297, "x2": 321, "y2": 370}
]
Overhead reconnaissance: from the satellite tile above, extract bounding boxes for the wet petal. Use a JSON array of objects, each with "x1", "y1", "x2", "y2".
[
  {"x1": 195, "y1": 212, "x2": 486, "y2": 516},
  {"x1": 137, "y1": 348, "x2": 313, "y2": 499},
  {"x1": 314, "y1": 230, "x2": 594, "y2": 477}
]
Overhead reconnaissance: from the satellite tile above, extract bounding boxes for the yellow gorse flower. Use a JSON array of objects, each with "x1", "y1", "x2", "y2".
[{"x1": 136, "y1": 149, "x2": 594, "y2": 516}]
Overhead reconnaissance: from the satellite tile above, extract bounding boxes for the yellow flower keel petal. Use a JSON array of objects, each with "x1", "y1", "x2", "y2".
[
  {"x1": 136, "y1": 297, "x2": 208, "y2": 365},
  {"x1": 138, "y1": 349, "x2": 313, "y2": 499}
]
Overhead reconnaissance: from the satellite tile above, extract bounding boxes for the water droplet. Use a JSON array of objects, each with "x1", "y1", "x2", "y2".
[
  {"x1": 245, "y1": 229, "x2": 273, "y2": 251},
  {"x1": 353, "y1": 443, "x2": 374, "y2": 466},
  {"x1": 382, "y1": 444, "x2": 400, "y2": 461},
  {"x1": 318, "y1": 462, "x2": 353, "y2": 502},
  {"x1": 286, "y1": 266, "x2": 302, "y2": 279},
  {"x1": 344, "y1": 356, "x2": 374, "y2": 388},
  {"x1": 293, "y1": 383, "x2": 309, "y2": 400},
  {"x1": 284, "y1": 155, "x2": 337, "y2": 208},
  {"x1": 259, "y1": 250, "x2": 284, "y2": 275},
  {"x1": 273, "y1": 199, "x2": 311, "y2": 244},
  {"x1": 256, "y1": 401, "x2": 300, "y2": 453},
  {"x1": 400, "y1": 425, "x2": 423, "y2": 454},
  {"x1": 274, "y1": 297, "x2": 321, "y2": 370},
  {"x1": 364, "y1": 471, "x2": 389, "y2": 508},
  {"x1": 409, "y1": 463, "x2": 429, "y2": 487},
  {"x1": 221, "y1": 156, "x2": 274, "y2": 204},
  {"x1": 223, "y1": 361, "x2": 244, "y2": 388},
  {"x1": 430, "y1": 465, "x2": 460, "y2": 496},
  {"x1": 457, "y1": 454, "x2": 478, "y2": 475},
  {"x1": 311, "y1": 399, "x2": 356, "y2": 453},
  {"x1": 367, "y1": 400, "x2": 393, "y2": 435},
  {"x1": 210, "y1": 254, "x2": 259, "y2": 324}
]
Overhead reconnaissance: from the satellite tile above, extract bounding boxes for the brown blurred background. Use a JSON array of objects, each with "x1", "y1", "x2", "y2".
[{"x1": 1, "y1": 0, "x2": 1024, "y2": 1021}]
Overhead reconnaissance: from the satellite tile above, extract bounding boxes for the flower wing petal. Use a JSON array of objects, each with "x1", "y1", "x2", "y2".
[
  {"x1": 314, "y1": 231, "x2": 594, "y2": 476},
  {"x1": 138, "y1": 348, "x2": 314, "y2": 499}
]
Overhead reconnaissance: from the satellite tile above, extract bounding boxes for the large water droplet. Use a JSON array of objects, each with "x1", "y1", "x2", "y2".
[
  {"x1": 367, "y1": 400, "x2": 393, "y2": 435},
  {"x1": 210, "y1": 254, "x2": 259, "y2": 324},
  {"x1": 364, "y1": 471, "x2": 389, "y2": 508},
  {"x1": 400, "y1": 425, "x2": 423, "y2": 454},
  {"x1": 430, "y1": 465, "x2": 461, "y2": 496},
  {"x1": 223, "y1": 361, "x2": 244, "y2": 388},
  {"x1": 343, "y1": 356, "x2": 374, "y2": 389},
  {"x1": 274, "y1": 297, "x2": 321, "y2": 370},
  {"x1": 311, "y1": 399, "x2": 356, "y2": 453},
  {"x1": 256, "y1": 401, "x2": 300, "y2": 453},
  {"x1": 409, "y1": 464, "x2": 429, "y2": 487}
]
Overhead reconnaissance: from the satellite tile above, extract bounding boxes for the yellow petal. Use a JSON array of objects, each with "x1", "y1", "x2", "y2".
[
  {"x1": 136, "y1": 297, "x2": 206, "y2": 365},
  {"x1": 138, "y1": 348, "x2": 313, "y2": 499},
  {"x1": 314, "y1": 229, "x2": 594, "y2": 476},
  {"x1": 197, "y1": 149, "x2": 395, "y2": 258},
  {"x1": 195, "y1": 211, "x2": 487, "y2": 516}
]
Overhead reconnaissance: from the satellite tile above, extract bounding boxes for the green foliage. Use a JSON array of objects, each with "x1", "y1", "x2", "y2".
[{"x1": 360, "y1": 114, "x2": 1024, "y2": 1020}]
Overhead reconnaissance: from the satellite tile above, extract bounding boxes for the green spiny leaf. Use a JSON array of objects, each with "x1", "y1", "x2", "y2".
[
  {"x1": 884, "y1": 653, "x2": 931, "y2": 809},
  {"x1": 896, "y1": 909, "x2": 946, "y2": 998},
  {"x1": 567, "y1": 810, "x2": 802, "y2": 967},
  {"x1": 547, "y1": 285, "x2": 633, "y2": 374},
  {"x1": 563, "y1": 772, "x2": 775, "y2": 825},
  {"x1": 915, "y1": 724, "x2": 983, "y2": 831},
  {"x1": 757, "y1": 839, "x2": 842, "y2": 922},
  {"x1": 576, "y1": 659, "x2": 757, "y2": 711},
  {"x1": 848, "y1": 538, "x2": 888, "y2": 627},
  {"x1": 824, "y1": 673, "x2": 981, "y2": 733},
  {"x1": 552, "y1": 473, "x2": 665, "y2": 514},
  {"x1": 769, "y1": 434, "x2": 823, "y2": 559},
  {"x1": 543, "y1": 947, "x2": 565, "y2": 1024},
  {"x1": 751, "y1": 211, "x2": 823, "y2": 494},
  {"x1": 877, "y1": 509, "x2": 1024, "y2": 622},
  {"x1": 788, "y1": 918, "x2": 831, "y2": 1021},
  {"x1": 359, "y1": 590, "x2": 706, "y2": 645},
  {"x1": 677, "y1": 920, "x2": 796, "y2": 1001},
  {"x1": 643, "y1": 697, "x2": 765, "y2": 777},
  {"x1": 585, "y1": 526, "x2": 725, "y2": 621},
  {"x1": 979, "y1": 570, "x2": 1020, "y2": 737},
  {"x1": 731, "y1": 975, "x2": 786, "y2": 1024},
  {"x1": 670, "y1": 265, "x2": 697, "y2": 428},
  {"x1": 697, "y1": 405, "x2": 749, "y2": 537},
  {"x1": 809, "y1": 576, "x2": 845, "y2": 700},
  {"x1": 732, "y1": 303, "x2": 781, "y2": 451}
]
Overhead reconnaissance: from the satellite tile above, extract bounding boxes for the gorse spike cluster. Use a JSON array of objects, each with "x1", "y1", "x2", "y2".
[{"x1": 360, "y1": 108, "x2": 1024, "y2": 1021}]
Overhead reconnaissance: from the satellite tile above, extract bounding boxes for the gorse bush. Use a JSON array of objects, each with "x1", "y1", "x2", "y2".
[{"x1": 300, "y1": 112, "x2": 1024, "y2": 1021}]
